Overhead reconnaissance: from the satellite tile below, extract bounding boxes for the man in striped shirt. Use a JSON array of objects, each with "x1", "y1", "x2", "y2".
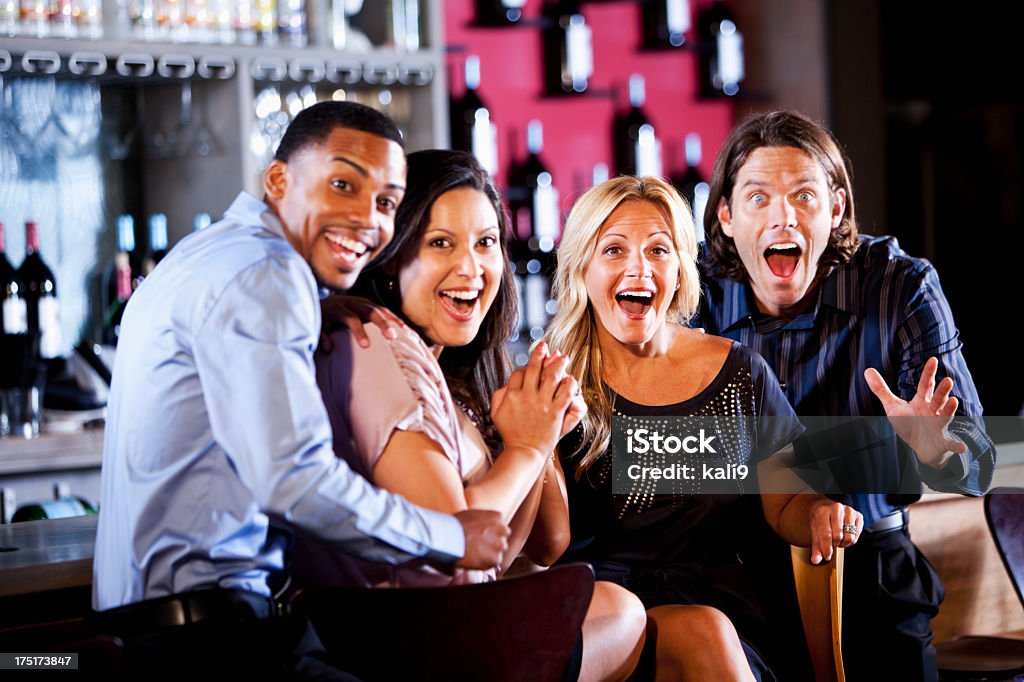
[{"x1": 695, "y1": 110, "x2": 995, "y2": 681}]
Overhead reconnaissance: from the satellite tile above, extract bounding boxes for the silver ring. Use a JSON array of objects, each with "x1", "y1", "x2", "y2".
[{"x1": 842, "y1": 524, "x2": 858, "y2": 534}]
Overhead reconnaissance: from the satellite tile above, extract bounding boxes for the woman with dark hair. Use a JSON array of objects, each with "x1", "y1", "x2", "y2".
[{"x1": 305, "y1": 150, "x2": 647, "y2": 682}]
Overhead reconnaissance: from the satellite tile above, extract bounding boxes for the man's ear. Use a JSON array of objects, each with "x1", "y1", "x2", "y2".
[
  {"x1": 717, "y1": 197, "x2": 734, "y2": 238},
  {"x1": 264, "y1": 160, "x2": 287, "y2": 200},
  {"x1": 831, "y1": 187, "x2": 847, "y2": 229}
]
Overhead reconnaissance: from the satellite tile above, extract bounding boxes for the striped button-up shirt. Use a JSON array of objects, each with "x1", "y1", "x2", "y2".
[{"x1": 695, "y1": 235, "x2": 995, "y2": 527}]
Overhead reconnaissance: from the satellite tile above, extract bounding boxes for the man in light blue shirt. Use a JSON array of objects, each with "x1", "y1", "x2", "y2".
[{"x1": 93, "y1": 102, "x2": 508, "y2": 675}]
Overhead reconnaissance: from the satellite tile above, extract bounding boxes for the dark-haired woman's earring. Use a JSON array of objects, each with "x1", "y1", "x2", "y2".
[{"x1": 388, "y1": 278, "x2": 396, "y2": 292}]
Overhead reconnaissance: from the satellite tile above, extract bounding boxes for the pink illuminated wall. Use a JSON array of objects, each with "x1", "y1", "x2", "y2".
[{"x1": 443, "y1": 0, "x2": 738, "y2": 214}]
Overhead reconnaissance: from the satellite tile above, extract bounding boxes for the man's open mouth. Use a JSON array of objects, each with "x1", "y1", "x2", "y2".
[{"x1": 764, "y1": 243, "x2": 802, "y2": 278}]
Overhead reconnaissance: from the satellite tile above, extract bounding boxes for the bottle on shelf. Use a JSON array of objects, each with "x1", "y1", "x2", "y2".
[
  {"x1": 386, "y1": 0, "x2": 419, "y2": 53},
  {"x1": 450, "y1": 55, "x2": 499, "y2": 178},
  {"x1": 18, "y1": 220, "x2": 62, "y2": 361},
  {"x1": 1, "y1": 0, "x2": 17, "y2": 36},
  {"x1": 697, "y1": 0, "x2": 744, "y2": 97},
  {"x1": 11, "y1": 495, "x2": 99, "y2": 522},
  {"x1": 142, "y1": 213, "x2": 169, "y2": 277},
  {"x1": 20, "y1": 0, "x2": 49, "y2": 37},
  {"x1": 614, "y1": 73, "x2": 663, "y2": 178},
  {"x1": 642, "y1": 0, "x2": 691, "y2": 49},
  {"x1": 234, "y1": 0, "x2": 257, "y2": 44},
  {"x1": 1, "y1": 222, "x2": 28, "y2": 337},
  {"x1": 508, "y1": 120, "x2": 560, "y2": 350},
  {"x1": 476, "y1": 0, "x2": 525, "y2": 27},
  {"x1": 277, "y1": 0, "x2": 306, "y2": 47},
  {"x1": 101, "y1": 215, "x2": 137, "y2": 346},
  {"x1": 77, "y1": 0, "x2": 103, "y2": 39},
  {"x1": 543, "y1": 0, "x2": 593, "y2": 95},
  {"x1": 672, "y1": 132, "x2": 709, "y2": 243},
  {"x1": 255, "y1": 0, "x2": 277, "y2": 44}
]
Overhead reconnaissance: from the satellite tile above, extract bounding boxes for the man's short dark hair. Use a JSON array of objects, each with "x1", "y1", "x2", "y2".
[{"x1": 274, "y1": 101, "x2": 404, "y2": 162}]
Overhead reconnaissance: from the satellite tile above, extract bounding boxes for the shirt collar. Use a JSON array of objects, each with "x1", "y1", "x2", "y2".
[
  {"x1": 224, "y1": 191, "x2": 287, "y2": 241},
  {"x1": 713, "y1": 258, "x2": 862, "y2": 333}
]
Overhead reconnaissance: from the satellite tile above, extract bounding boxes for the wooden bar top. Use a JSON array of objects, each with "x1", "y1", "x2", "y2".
[{"x1": 0, "y1": 515, "x2": 96, "y2": 598}]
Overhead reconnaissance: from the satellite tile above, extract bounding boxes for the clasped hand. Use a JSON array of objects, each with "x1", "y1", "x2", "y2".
[{"x1": 490, "y1": 342, "x2": 587, "y2": 458}]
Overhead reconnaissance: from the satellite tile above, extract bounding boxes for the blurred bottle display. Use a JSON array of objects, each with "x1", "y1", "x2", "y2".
[
  {"x1": 194, "y1": 212, "x2": 212, "y2": 232},
  {"x1": 614, "y1": 73, "x2": 662, "y2": 178},
  {"x1": 543, "y1": 0, "x2": 593, "y2": 95},
  {"x1": 476, "y1": 0, "x2": 525, "y2": 27},
  {"x1": 672, "y1": 132, "x2": 709, "y2": 242},
  {"x1": 18, "y1": 220, "x2": 62, "y2": 361},
  {"x1": 509, "y1": 120, "x2": 559, "y2": 346},
  {"x1": 450, "y1": 55, "x2": 499, "y2": 177},
  {"x1": 0, "y1": 222, "x2": 28, "y2": 336},
  {"x1": 142, "y1": 213, "x2": 169, "y2": 276},
  {"x1": 11, "y1": 496, "x2": 98, "y2": 522},
  {"x1": 697, "y1": 0, "x2": 744, "y2": 97},
  {"x1": 642, "y1": 0, "x2": 690, "y2": 49}
]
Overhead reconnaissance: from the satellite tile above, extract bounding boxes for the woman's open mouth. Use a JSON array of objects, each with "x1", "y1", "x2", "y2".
[
  {"x1": 439, "y1": 289, "x2": 481, "y2": 321},
  {"x1": 615, "y1": 290, "x2": 654, "y2": 319}
]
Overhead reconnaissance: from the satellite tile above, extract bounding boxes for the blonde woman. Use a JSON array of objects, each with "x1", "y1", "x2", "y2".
[{"x1": 544, "y1": 176, "x2": 862, "y2": 681}]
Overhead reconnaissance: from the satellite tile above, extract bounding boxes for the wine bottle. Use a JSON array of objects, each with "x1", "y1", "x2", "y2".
[
  {"x1": 450, "y1": 55, "x2": 499, "y2": 177},
  {"x1": 1, "y1": 222, "x2": 28, "y2": 336},
  {"x1": 18, "y1": 221, "x2": 62, "y2": 360},
  {"x1": 102, "y1": 215, "x2": 137, "y2": 345},
  {"x1": 642, "y1": 0, "x2": 691, "y2": 49},
  {"x1": 476, "y1": 0, "x2": 525, "y2": 26},
  {"x1": 11, "y1": 496, "x2": 99, "y2": 522},
  {"x1": 673, "y1": 133, "x2": 709, "y2": 242},
  {"x1": 509, "y1": 120, "x2": 559, "y2": 344},
  {"x1": 542, "y1": 0, "x2": 593, "y2": 95},
  {"x1": 142, "y1": 212, "x2": 169, "y2": 276},
  {"x1": 697, "y1": 0, "x2": 744, "y2": 97},
  {"x1": 614, "y1": 74, "x2": 663, "y2": 178}
]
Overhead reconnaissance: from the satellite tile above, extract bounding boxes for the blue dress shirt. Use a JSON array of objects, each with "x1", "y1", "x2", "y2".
[
  {"x1": 695, "y1": 235, "x2": 995, "y2": 527},
  {"x1": 93, "y1": 192, "x2": 464, "y2": 610}
]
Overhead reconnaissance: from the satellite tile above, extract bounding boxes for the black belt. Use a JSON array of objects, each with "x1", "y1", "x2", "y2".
[
  {"x1": 92, "y1": 588, "x2": 277, "y2": 638},
  {"x1": 863, "y1": 508, "x2": 909, "y2": 535}
]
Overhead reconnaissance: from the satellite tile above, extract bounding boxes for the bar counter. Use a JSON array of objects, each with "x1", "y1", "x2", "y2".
[{"x1": 0, "y1": 515, "x2": 96, "y2": 599}]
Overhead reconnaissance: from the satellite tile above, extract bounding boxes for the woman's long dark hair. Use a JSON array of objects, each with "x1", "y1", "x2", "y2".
[{"x1": 351, "y1": 149, "x2": 517, "y2": 452}]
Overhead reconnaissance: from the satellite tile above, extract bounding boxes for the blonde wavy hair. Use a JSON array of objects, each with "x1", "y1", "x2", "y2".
[{"x1": 544, "y1": 175, "x2": 700, "y2": 478}]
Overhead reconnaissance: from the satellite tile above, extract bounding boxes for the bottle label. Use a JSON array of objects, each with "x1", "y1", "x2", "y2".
[
  {"x1": 635, "y1": 124, "x2": 663, "y2": 178},
  {"x1": 667, "y1": 0, "x2": 691, "y2": 35},
  {"x1": 692, "y1": 181, "x2": 710, "y2": 243},
  {"x1": 38, "y1": 296, "x2": 62, "y2": 359},
  {"x1": 41, "y1": 498, "x2": 88, "y2": 519},
  {"x1": 717, "y1": 31, "x2": 744, "y2": 85},
  {"x1": 471, "y1": 110, "x2": 498, "y2": 177},
  {"x1": 532, "y1": 184, "x2": 560, "y2": 247},
  {"x1": 2, "y1": 298, "x2": 27, "y2": 333},
  {"x1": 565, "y1": 18, "x2": 593, "y2": 87}
]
